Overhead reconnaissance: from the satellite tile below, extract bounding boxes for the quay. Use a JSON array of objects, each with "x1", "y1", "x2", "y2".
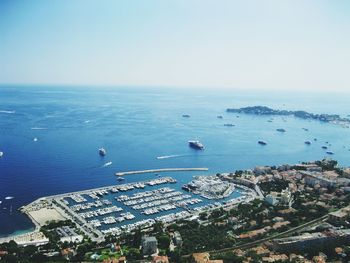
[{"x1": 115, "y1": 167, "x2": 209, "y2": 176}]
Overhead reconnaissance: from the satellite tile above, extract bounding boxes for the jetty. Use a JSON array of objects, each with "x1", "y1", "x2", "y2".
[{"x1": 115, "y1": 167, "x2": 209, "y2": 176}]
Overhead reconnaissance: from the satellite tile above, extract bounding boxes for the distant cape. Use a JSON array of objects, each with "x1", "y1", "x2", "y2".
[{"x1": 226, "y1": 106, "x2": 350, "y2": 127}]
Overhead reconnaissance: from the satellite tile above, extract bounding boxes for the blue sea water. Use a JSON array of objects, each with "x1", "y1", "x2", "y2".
[{"x1": 0, "y1": 85, "x2": 350, "y2": 236}]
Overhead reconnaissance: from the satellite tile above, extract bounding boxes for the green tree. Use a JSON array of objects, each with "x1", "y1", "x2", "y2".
[
  {"x1": 158, "y1": 234, "x2": 171, "y2": 250},
  {"x1": 6, "y1": 241, "x2": 19, "y2": 255},
  {"x1": 126, "y1": 247, "x2": 141, "y2": 260},
  {"x1": 0, "y1": 254, "x2": 18, "y2": 263}
]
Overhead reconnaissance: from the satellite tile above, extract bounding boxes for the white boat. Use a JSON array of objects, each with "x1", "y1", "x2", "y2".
[
  {"x1": 0, "y1": 151, "x2": 3, "y2": 158},
  {"x1": 5, "y1": 196, "x2": 14, "y2": 200},
  {"x1": 33, "y1": 137, "x2": 38, "y2": 142},
  {"x1": 188, "y1": 140, "x2": 205, "y2": 150}
]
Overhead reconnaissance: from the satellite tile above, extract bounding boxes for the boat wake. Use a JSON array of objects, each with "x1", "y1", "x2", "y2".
[
  {"x1": 0, "y1": 110, "x2": 15, "y2": 114},
  {"x1": 102, "y1": 161, "x2": 113, "y2": 167},
  {"x1": 30, "y1": 127, "x2": 47, "y2": 130},
  {"x1": 156, "y1": 154, "x2": 187, "y2": 160}
]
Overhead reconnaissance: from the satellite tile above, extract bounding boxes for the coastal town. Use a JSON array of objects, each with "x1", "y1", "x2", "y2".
[{"x1": 1, "y1": 159, "x2": 350, "y2": 262}]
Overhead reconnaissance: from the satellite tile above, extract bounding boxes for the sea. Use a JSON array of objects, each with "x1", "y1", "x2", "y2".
[{"x1": 0, "y1": 85, "x2": 350, "y2": 237}]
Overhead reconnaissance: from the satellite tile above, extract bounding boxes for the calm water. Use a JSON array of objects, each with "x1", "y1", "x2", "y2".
[{"x1": 0, "y1": 85, "x2": 350, "y2": 236}]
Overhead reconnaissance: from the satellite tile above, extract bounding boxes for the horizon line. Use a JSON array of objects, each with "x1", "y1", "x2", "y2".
[{"x1": 0, "y1": 82, "x2": 349, "y2": 94}]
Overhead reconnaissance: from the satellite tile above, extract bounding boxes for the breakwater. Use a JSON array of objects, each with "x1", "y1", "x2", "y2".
[{"x1": 115, "y1": 167, "x2": 209, "y2": 176}]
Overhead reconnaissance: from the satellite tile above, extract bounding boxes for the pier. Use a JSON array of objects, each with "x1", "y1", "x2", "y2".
[{"x1": 115, "y1": 167, "x2": 209, "y2": 176}]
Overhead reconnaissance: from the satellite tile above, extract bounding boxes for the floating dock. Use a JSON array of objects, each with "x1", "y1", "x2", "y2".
[{"x1": 115, "y1": 167, "x2": 209, "y2": 176}]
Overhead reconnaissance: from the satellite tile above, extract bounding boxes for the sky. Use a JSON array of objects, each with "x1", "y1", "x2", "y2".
[{"x1": 0, "y1": 0, "x2": 350, "y2": 91}]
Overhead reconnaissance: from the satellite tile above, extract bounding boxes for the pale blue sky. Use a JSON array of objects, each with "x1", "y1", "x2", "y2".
[{"x1": 1, "y1": 0, "x2": 350, "y2": 91}]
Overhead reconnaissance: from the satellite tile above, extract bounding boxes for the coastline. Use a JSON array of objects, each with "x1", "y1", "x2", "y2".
[
  {"x1": 2, "y1": 175, "x2": 253, "y2": 244},
  {"x1": 0, "y1": 227, "x2": 35, "y2": 239}
]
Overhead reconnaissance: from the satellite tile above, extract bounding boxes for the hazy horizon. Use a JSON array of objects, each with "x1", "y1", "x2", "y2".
[{"x1": 1, "y1": 0, "x2": 350, "y2": 92}]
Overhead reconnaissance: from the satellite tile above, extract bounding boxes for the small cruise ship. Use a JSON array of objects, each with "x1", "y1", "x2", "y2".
[
  {"x1": 99, "y1": 148, "x2": 107, "y2": 156},
  {"x1": 188, "y1": 140, "x2": 204, "y2": 150}
]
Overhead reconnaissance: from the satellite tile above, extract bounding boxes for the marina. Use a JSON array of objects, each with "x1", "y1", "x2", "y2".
[{"x1": 19, "y1": 175, "x2": 255, "y2": 241}]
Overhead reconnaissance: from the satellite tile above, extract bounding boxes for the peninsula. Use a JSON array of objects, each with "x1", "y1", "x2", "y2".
[{"x1": 226, "y1": 106, "x2": 350, "y2": 127}]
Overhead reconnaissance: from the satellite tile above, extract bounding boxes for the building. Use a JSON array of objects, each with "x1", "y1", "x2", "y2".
[
  {"x1": 61, "y1": 248, "x2": 75, "y2": 260},
  {"x1": 238, "y1": 227, "x2": 270, "y2": 239},
  {"x1": 5, "y1": 231, "x2": 49, "y2": 246},
  {"x1": 254, "y1": 166, "x2": 272, "y2": 176},
  {"x1": 265, "y1": 189, "x2": 292, "y2": 207},
  {"x1": 152, "y1": 255, "x2": 169, "y2": 263},
  {"x1": 302, "y1": 172, "x2": 337, "y2": 188},
  {"x1": 262, "y1": 254, "x2": 289, "y2": 262},
  {"x1": 56, "y1": 226, "x2": 83, "y2": 243},
  {"x1": 328, "y1": 206, "x2": 350, "y2": 224},
  {"x1": 142, "y1": 236, "x2": 158, "y2": 255},
  {"x1": 0, "y1": 250, "x2": 8, "y2": 259},
  {"x1": 192, "y1": 252, "x2": 223, "y2": 263},
  {"x1": 265, "y1": 193, "x2": 279, "y2": 206},
  {"x1": 269, "y1": 229, "x2": 350, "y2": 253},
  {"x1": 343, "y1": 168, "x2": 350, "y2": 177},
  {"x1": 173, "y1": 231, "x2": 183, "y2": 247}
]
